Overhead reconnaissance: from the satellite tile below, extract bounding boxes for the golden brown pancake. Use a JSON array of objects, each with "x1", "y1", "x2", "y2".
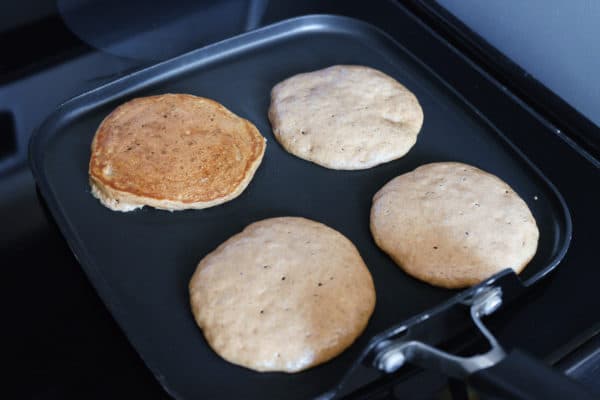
[{"x1": 89, "y1": 94, "x2": 266, "y2": 211}]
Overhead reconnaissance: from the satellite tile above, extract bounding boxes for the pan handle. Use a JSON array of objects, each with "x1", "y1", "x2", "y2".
[
  {"x1": 469, "y1": 349, "x2": 595, "y2": 400},
  {"x1": 371, "y1": 286, "x2": 596, "y2": 400}
]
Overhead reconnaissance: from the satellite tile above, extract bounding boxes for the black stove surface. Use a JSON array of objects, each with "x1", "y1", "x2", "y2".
[{"x1": 3, "y1": 1, "x2": 599, "y2": 399}]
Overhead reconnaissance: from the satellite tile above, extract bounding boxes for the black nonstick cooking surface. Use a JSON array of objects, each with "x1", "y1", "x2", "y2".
[{"x1": 29, "y1": 15, "x2": 570, "y2": 399}]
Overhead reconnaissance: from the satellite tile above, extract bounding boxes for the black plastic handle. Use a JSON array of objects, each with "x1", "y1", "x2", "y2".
[{"x1": 469, "y1": 349, "x2": 596, "y2": 400}]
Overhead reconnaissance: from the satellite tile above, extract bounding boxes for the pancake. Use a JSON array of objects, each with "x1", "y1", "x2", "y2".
[
  {"x1": 89, "y1": 94, "x2": 266, "y2": 211},
  {"x1": 188, "y1": 217, "x2": 376, "y2": 373},
  {"x1": 268, "y1": 65, "x2": 423, "y2": 170},
  {"x1": 370, "y1": 162, "x2": 539, "y2": 288}
]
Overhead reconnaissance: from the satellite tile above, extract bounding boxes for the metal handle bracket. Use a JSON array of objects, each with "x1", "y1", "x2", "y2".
[{"x1": 373, "y1": 286, "x2": 507, "y2": 379}]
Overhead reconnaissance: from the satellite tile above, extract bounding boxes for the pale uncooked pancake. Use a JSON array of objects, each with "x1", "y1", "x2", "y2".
[
  {"x1": 268, "y1": 65, "x2": 423, "y2": 170},
  {"x1": 188, "y1": 217, "x2": 376, "y2": 373},
  {"x1": 370, "y1": 162, "x2": 539, "y2": 288},
  {"x1": 89, "y1": 94, "x2": 266, "y2": 211}
]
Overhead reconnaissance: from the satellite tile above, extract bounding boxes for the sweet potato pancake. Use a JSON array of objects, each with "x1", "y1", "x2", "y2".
[
  {"x1": 370, "y1": 162, "x2": 539, "y2": 288},
  {"x1": 189, "y1": 217, "x2": 376, "y2": 373},
  {"x1": 268, "y1": 65, "x2": 423, "y2": 170},
  {"x1": 89, "y1": 94, "x2": 266, "y2": 211}
]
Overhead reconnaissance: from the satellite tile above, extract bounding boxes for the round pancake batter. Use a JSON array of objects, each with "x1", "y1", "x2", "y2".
[
  {"x1": 370, "y1": 162, "x2": 539, "y2": 288},
  {"x1": 189, "y1": 217, "x2": 376, "y2": 373},
  {"x1": 268, "y1": 65, "x2": 423, "y2": 170}
]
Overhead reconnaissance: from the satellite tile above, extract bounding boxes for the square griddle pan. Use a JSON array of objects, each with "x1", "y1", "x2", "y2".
[{"x1": 29, "y1": 14, "x2": 572, "y2": 400}]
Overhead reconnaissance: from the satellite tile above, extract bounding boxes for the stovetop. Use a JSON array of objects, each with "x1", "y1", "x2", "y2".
[{"x1": 3, "y1": 1, "x2": 599, "y2": 399}]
